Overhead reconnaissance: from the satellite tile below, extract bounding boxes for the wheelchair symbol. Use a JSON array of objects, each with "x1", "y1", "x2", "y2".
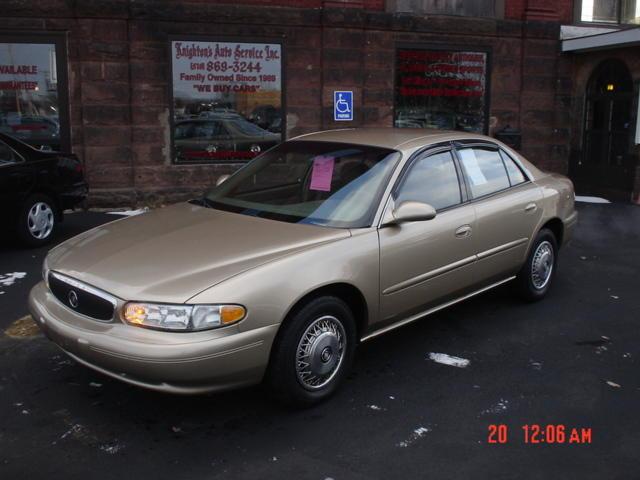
[
  {"x1": 334, "y1": 91, "x2": 353, "y2": 121},
  {"x1": 336, "y1": 93, "x2": 351, "y2": 114}
]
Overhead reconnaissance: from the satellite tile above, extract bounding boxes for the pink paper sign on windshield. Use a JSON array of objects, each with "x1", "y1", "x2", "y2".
[{"x1": 309, "y1": 156, "x2": 335, "y2": 192}]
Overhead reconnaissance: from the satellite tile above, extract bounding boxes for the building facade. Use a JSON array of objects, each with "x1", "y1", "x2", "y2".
[{"x1": 1, "y1": 0, "x2": 639, "y2": 205}]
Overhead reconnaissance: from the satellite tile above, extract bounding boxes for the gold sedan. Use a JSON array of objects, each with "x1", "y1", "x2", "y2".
[{"x1": 29, "y1": 128, "x2": 577, "y2": 405}]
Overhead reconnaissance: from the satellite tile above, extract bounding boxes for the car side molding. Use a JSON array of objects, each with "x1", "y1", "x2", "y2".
[{"x1": 361, "y1": 276, "x2": 517, "y2": 342}]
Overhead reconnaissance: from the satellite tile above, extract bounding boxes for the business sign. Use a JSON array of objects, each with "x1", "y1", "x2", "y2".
[
  {"x1": 170, "y1": 40, "x2": 283, "y2": 163},
  {"x1": 172, "y1": 41, "x2": 282, "y2": 99},
  {"x1": 394, "y1": 48, "x2": 488, "y2": 133},
  {"x1": 334, "y1": 90, "x2": 353, "y2": 121}
]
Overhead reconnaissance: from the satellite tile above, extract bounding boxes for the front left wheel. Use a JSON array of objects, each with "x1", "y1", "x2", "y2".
[{"x1": 266, "y1": 296, "x2": 357, "y2": 407}]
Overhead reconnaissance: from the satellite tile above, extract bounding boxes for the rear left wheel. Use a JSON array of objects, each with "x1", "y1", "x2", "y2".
[
  {"x1": 266, "y1": 296, "x2": 356, "y2": 407},
  {"x1": 515, "y1": 228, "x2": 558, "y2": 302}
]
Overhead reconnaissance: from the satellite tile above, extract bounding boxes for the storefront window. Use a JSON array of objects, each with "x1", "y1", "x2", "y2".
[
  {"x1": 394, "y1": 48, "x2": 489, "y2": 134},
  {"x1": 170, "y1": 39, "x2": 283, "y2": 164},
  {"x1": 0, "y1": 40, "x2": 67, "y2": 151}
]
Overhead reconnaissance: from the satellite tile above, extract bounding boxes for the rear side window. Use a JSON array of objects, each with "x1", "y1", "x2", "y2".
[
  {"x1": 457, "y1": 147, "x2": 510, "y2": 198},
  {"x1": 499, "y1": 150, "x2": 527, "y2": 186},
  {"x1": 396, "y1": 150, "x2": 462, "y2": 211}
]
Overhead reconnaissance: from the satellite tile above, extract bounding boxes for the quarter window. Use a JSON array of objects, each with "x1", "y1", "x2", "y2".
[
  {"x1": 457, "y1": 147, "x2": 510, "y2": 198},
  {"x1": 395, "y1": 150, "x2": 462, "y2": 210},
  {"x1": 499, "y1": 150, "x2": 527, "y2": 186},
  {"x1": 0, "y1": 140, "x2": 18, "y2": 165}
]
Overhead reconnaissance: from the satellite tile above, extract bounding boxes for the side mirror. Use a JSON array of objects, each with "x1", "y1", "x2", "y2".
[
  {"x1": 384, "y1": 201, "x2": 437, "y2": 226},
  {"x1": 215, "y1": 174, "x2": 231, "y2": 186}
]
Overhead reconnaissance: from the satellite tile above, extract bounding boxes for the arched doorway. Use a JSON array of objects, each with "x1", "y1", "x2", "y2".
[{"x1": 577, "y1": 59, "x2": 635, "y2": 197}]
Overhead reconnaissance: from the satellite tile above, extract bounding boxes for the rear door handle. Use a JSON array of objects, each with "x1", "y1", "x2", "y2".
[
  {"x1": 525, "y1": 203, "x2": 537, "y2": 212},
  {"x1": 455, "y1": 225, "x2": 472, "y2": 238}
]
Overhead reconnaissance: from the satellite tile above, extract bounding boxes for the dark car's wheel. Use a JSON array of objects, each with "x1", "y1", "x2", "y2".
[
  {"x1": 515, "y1": 228, "x2": 558, "y2": 302},
  {"x1": 17, "y1": 194, "x2": 58, "y2": 247},
  {"x1": 266, "y1": 296, "x2": 357, "y2": 407}
]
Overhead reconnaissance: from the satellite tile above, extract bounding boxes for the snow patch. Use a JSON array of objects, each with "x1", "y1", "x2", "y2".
[
  {"x1": 575, "y1": 195, "x2": 610, "y2": 204},
  {"x1": 480, "y1": 399, "x2": 509, "y2": 416},
  {"x1": 100, "y1": 443, "x2": 124, "y2": 455},
  {"x1": 107, "y1": 208, "x2": 148, "y2": 216},
  {"x1": 397, "y1": 426, "x2": 431, "y2": 447},
  {"x1": 428, "y1": 352, "x2": 470, "y2": 368},
  {"x1": 0, "y1": 272, "x2": 27, "y2": 287}
]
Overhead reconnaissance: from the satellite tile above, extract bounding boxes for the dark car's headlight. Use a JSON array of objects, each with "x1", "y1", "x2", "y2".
[{"x1": 122, "y1": 302, "x2": 246, "y2": 332}]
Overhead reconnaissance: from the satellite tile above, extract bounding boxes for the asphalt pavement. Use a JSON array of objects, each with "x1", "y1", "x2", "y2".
[{"x1": 0, "y1": 203, "x2": 639, "y2": 480}]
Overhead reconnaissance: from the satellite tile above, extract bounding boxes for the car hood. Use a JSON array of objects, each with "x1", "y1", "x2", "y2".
[{"x1": 46, "y1": 202, "x2": 350, "y2": 303}]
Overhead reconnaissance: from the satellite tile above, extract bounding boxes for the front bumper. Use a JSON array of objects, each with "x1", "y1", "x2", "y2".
[
  {"x1": 60, "y1": 182, "x2": 88, "y2": 210},
  {"x1": 29, "y1": 281, "x2": 279, "y2": 394}
]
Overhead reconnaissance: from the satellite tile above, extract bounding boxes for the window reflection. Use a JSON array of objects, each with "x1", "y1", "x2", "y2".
[
  {"x1": 0, "y1": 43, "x2": 61, "y2": 150},
  {"x1": 171, "y1": 41, "x2": 283, "y2": 163}
]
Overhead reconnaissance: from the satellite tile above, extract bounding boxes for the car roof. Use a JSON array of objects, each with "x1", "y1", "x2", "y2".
[{"x1": 291, "y1": 128, "x2": 495, "y2": 152}]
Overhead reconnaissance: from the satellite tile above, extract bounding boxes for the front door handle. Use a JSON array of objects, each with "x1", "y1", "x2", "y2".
[
  {"x1": 525, "y1": 203, "x2": 537, "y2": 213},
  {"x1": 455, "y1": 225, "x2": 472, "y2": 238}
]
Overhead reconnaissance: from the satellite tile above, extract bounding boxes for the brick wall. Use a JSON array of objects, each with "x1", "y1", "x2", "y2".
[
  {"x1": 506, "y1": 0, "x2": 573, "y2": 22},
  {"x1": 1, "y1": 0, "x2": 572, "y2": 207}
]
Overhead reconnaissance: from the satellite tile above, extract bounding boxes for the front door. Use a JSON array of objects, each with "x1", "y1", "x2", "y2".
[
  {"x1": 378, "y1": 148, "x2": 477, "y2": 324},
  {"x1": 573, "y1": 59, "x2": 635, "y2": 197}
]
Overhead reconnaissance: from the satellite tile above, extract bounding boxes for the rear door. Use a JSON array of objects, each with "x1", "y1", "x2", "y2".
[
  {"x1": 378, "y1": 147, "x2": 477, "y2": 324},
  {"x1": 454, "y1": 143, "x2": 543, "y2": 285}
]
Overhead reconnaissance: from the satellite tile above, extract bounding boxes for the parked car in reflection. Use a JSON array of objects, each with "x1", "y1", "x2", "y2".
[
  {"x1": 0, "y1": 115, "x2": 60, "y2": 151},
  {"x1": 0, "y1": 133, "x2": 87, "y2": 247},
  {"x1": 30, "y1": 128, "x2": 576, "y2": 405},
  {"x1": 174, "y1": 114, "x2": 280, "y2": 162}
]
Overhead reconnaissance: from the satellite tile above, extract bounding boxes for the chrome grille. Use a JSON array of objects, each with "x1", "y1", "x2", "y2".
[{"x1": 48, "y1": 272, "x2": 117, "y2": 321}]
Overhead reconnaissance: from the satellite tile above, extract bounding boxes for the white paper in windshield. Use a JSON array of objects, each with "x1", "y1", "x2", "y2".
[
  {"x1": 310, "y1": 156, "x2": 335, "y2": 191},
  {"x1": 458, "y1": 149, "x2": 487, "y2": 185}
]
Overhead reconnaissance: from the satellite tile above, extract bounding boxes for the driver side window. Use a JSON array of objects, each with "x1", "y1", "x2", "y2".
[{"x1": 395, "y1": 150, "x2": 462, "y2": 211}]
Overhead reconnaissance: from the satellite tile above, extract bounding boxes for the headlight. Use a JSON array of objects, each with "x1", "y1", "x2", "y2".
[{"x1": 122, "y1": 302, "x2": 246, "y2": 332}]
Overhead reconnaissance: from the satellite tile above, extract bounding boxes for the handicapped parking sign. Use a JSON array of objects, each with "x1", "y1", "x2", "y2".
[{"x1": 334, "y1": 91, "x2": 353, "y2": 121}]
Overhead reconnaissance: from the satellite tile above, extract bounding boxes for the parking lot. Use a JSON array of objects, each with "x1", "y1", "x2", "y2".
[{"x1": 0, "y1": 202, "x2": 639, "y2": 479}]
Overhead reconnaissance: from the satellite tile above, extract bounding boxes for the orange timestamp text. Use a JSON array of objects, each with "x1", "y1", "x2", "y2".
[{"x1": 487, "y1": 424, "x2": 592, "y2": 444}]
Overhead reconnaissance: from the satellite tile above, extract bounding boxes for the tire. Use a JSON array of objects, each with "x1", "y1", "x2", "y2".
[
  {"x1": 266, "y1": 296, "x2": 357, "y2": 407},
  {"x1": 515, "y1": 228, "x2": 558, "y2": 302},
  {"x1": 17, "y1": 194, "x2": 58, "y2": 247}
]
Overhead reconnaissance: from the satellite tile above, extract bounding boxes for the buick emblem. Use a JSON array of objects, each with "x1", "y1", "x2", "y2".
[{"x1": 68, "y1": 290, "x2": 79, "y2": 308}]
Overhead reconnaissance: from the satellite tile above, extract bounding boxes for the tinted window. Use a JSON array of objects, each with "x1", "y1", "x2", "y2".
[
  {"x1": 193, "y1": 122, "x2": 224, "y2": 139},
  {"x1": 0, "y1": 140, "x2": 17, "y2": 165},
  {"x1": 458, "y1": 147, "x2": 510, "y2": 198},
  {"x1": 396, "y1": 151, "x2": 461, "y2": 210},
  {"x1": 499, "y1": 150, "x2": 527, "y2": 185}
]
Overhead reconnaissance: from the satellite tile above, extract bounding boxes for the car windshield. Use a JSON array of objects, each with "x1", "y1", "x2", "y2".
[{"x1": 202, "y1": 141, "x2": 401, "y2": 228}]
